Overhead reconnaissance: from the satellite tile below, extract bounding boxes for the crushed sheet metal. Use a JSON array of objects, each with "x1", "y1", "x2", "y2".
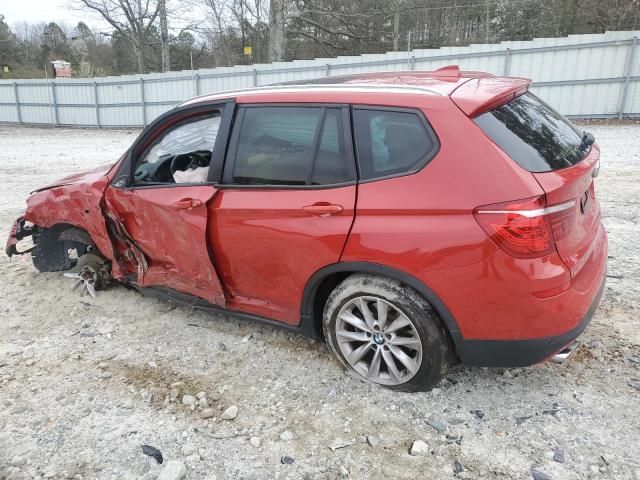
[
  {"x1": 104, "y1": 209, "x2": 149, "y2": 282},
  {"x1": 23, "y1": 170, "x2": 120, "y2": 276}
]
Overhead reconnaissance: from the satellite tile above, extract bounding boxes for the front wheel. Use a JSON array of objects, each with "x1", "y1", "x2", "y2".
[{"x1": 323, "y1": 274, "x2": 451, "y2": 392}]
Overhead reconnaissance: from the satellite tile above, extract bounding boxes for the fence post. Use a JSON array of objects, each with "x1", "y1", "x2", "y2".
[
  {"x1": 93, "y1": 80, "x2": 100, "y2": 128},
  {"x1": 503, "y1": 48, "x2": 511, "y2": 76},
  {"x1": 618, "y1": 36, "x2": 638, "y2": 120},
  {"x1": 51, "y1": 81, "x2": 59, "y2": 126},
  {"x1": 140, "y1": 78, "x2": 147, "y2": 127},
  {"x1": 253, "y1": 68, "x2": 258, "y2": 87},
  {"x1": 325, "y1": 63, "x2": 330, "y2": 76},
  {"x1": 13, "y1": 82, "x2": 22, "y2": 125},
  {"x1": 409, "y1": 55, "x2": 416, "y2": 71},
  {"x1": 194, "y1": 73, "x2": 200, "y2": 96}
]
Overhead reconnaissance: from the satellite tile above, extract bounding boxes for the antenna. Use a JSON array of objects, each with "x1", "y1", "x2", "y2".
[{"x1": 432, "y1": 65, "x2": 461, "y2": 80}]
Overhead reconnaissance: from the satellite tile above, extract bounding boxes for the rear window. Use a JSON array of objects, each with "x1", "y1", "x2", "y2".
[{"x1": 474, "y1": 92, "x2": 587, "y2": 172}]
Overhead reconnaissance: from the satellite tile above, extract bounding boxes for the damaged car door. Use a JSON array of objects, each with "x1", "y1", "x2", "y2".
[{"x1": 104, "y1": 103, "x2": 233, "y2": 306}]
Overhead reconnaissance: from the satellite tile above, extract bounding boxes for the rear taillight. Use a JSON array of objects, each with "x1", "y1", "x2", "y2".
[{"x1": 473, "y1": 196, "x2": 576, "y2": 259}]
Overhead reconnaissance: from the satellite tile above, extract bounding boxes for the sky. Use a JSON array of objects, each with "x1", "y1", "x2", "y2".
[
  {"x1": 1, "y1": 0, "x2": 202, "y2": 34},
  {"x1": 0, "y1": 0, "x2": 102, "y2": 27}
]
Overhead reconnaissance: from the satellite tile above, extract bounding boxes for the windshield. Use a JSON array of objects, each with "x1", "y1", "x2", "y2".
[{"x1": 474, "y1": 92, "x2": 587, "y2": 172}]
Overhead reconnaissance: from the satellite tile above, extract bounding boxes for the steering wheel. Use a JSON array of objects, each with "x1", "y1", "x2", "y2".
[
  {"x1": 134, "y1": 156, "x2": 173, "y2": 183},
  {"x1": 170, "y1": 152, "x2": 210, "y2": 177}
]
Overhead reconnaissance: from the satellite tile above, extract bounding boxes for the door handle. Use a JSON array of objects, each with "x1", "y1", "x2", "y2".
[
  {"x1": 173, "y1": 198, "x2": 203, "y2": 210},
  {"x1": 302, "y1": 203, "x2": 344, "y2": 216}
]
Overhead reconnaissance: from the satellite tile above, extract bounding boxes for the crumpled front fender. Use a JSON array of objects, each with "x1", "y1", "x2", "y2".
[{"x1": 20, "y1": 175, "x2": 123, "y2": 277}]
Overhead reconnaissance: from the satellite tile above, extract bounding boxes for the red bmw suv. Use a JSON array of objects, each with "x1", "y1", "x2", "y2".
[{"x1": 6, "y1": 66, "x2": 607, "y2": 391}]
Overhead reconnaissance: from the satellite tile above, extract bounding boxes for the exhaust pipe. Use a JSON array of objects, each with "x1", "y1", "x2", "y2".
[{"x1": 550, "y1": 341, "x2": 580, "y2": 364}]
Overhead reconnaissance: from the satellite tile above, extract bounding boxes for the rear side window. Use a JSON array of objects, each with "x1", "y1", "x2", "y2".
[
  {"x1": 474, "y1": 92, "x2": 587, "y2": 172},
  {"x1": 353, "y1": 108, "x2": 438, "y2": 180},
  {"x1": 230, "y1": 106, "x2": 355, "y2": 186}
]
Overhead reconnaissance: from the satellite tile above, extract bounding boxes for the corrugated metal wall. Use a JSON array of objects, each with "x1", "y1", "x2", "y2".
[{"x1": 0, "y1": 30, "x2": 638, "y2": 128}]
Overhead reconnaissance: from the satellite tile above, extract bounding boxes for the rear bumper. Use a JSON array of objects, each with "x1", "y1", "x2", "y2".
[
  {"x1": 425, "y1": 221, "x2": 608, "y2": 368},
  {"x1": 457, "y1": 272, "x2": 605, "y2": 367}
]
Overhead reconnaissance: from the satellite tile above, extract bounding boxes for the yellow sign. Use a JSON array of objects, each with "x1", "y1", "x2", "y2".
[
  {"x1": 243, "y1": 46, "x2": 252, "y2": 56},
  {"x1": 3, "y1": 65, "x2": 8, "y2": 73}
]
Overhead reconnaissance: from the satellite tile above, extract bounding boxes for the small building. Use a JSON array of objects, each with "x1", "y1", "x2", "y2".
[{"x1": 51, "y1": 60, "x2": 72, "y2": 78}]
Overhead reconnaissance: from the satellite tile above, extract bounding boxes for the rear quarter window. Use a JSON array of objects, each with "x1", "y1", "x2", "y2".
[
  {"x1": 353, "y1": 108, "x2": 439, "y2": 180},
  {"x1": 474, "y1": 92, "x2": 587, "y2": 173}
]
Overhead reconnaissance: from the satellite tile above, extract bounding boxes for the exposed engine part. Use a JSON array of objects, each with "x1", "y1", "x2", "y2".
[{"x1": 63, "y1": 253, "x2": 112, "y2": 298}]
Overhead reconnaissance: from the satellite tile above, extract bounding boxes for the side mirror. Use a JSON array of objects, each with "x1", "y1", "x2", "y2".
[{"x1": 113, "y1": 175, "x2": 130, "y2": 189}]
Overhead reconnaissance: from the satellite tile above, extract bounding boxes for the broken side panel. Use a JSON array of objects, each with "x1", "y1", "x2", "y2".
[{"x1": 103, "y1": 184, "x2": 226, "y2": 307}]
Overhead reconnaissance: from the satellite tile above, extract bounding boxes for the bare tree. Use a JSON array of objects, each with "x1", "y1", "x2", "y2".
[
  {"x1": 159, "y1": 0, "x2": 171, "y2": 71},
  {"x1": 392, "y1": 0, "x2": 402, "y2": 51},
  {"x1": 198, "y1": 0, "x2": 234, "y2": 66},
  {"x1": 269, "y1": 0, "x2": 285, "y2": 61},
  {"x1": 76, "y1": 0, "x2": 161, "y2": 73},
  {"x1": 6, "y1": 0, "x2": 640, "y2": 77}
]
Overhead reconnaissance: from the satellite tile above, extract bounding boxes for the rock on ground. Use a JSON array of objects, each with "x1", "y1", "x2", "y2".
[
  {"x1": 220, "y1": 405, "x2": 238, "y2": 420},
  {"x1": 410, "y1": 440, "x2": 430, "y2": 456},
  {"x1": 157, "y1": 460, "x2": 187, "y2": 480}
]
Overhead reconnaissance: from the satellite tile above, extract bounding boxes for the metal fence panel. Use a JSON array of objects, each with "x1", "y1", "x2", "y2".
[
  {"x1": 0, "y1": 84, "x2": 15, "y2": 103},
  {"x1": 0, "y1": 104, "x2": 18, "y2": 123},
  {"x1": 19, "y1": 105, "x2": 53, "y2": 125},
  {"x1": 531, "y1": 82, "x2": 623, "y2": 116},
  {"x1": 0, "y1": 30, "x2": 638, "y2": 127},
  {"x1": 99, "y1": 106, "x2": 143, "y2": 127},
  {"x1": 626, "y1": 80, "x2": 640, "y2": 114},
  {"x1": 56, "y1": 84, "x2": 93, "y2": 105},
  {"x1": 18, "y1": 84, "x2": 51, "y2": 104},
  {"x1": 57, "y1": 105, "x2": 95, "y2": 126}
]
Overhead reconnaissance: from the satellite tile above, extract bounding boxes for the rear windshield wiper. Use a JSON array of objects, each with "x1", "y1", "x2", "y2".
[{"x1": 579, "y1": 131, "x2": 595, "y2": 152}]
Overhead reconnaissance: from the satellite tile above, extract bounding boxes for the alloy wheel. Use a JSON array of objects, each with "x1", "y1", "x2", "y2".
[{"x1": 335, "y1": 296, "x2": 423, "y2": 385}]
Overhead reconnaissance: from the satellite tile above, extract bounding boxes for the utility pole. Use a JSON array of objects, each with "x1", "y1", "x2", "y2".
[{"x1": 159, "y1": 0, "x2": 170, "y2": 72}]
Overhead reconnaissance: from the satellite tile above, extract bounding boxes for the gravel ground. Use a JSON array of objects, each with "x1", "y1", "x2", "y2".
[{"x1": 0, "y1": 123, "x2": 639, "y2": 480}]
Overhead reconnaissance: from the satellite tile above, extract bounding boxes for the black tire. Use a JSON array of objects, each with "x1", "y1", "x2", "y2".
[
  {"x1": 323, "y1": 274, "x2": 451, "y2": 392},
  {"x1": 31, "y1": 226, "x2": 76, "y2": 272}
]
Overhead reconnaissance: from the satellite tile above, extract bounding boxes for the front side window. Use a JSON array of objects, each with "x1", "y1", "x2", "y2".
[
  {"x1": 230, "y1": 106, "x2": 354, "y2": 186},
  {"x1": 353, "y1": 108, "x2": 438, "y2": 180},
  {"x1": 134, "y1": 114, "x2": 220, "y2": 184}
]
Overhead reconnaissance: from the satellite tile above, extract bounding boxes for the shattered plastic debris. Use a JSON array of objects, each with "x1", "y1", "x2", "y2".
[{"x1": 141, "y1": 444, "x2": 163, "y2": 464}]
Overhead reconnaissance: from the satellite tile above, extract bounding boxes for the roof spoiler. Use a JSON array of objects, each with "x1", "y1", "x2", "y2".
[{"x1": 451, "y1": 76, "x2": 532, "y2": 117}]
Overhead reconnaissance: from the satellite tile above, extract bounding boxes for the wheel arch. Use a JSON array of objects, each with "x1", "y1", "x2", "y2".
[
  {"x1": 300, "y1": 262, "x2": 463, "y2": 349},
  {"x1": 54, "y1": 223, "x2": 96, "y2": 247}
]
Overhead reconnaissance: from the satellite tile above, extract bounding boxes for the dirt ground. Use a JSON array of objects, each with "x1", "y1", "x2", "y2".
[{"x1": 0, "y1": 123, "x2": 639, "y2": 480}]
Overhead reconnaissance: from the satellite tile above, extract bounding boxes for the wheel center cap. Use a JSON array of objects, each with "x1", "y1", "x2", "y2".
[{"x1": 373, "y1": 332, "x2": 385, "y2": 345}]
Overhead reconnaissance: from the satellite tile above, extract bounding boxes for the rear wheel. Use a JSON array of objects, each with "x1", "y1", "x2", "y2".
[{"x1": 323, "y1": 274, "x2": 450, "y2": 392}]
